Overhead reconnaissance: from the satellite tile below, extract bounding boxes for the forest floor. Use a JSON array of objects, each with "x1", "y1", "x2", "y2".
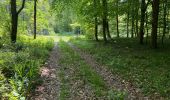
[
  {"x1": 32, "y1": 35, "x2": 169, "y2": 100},
  {"x1": 32, "y1": 42, "x2": 61, "y2": 100}
]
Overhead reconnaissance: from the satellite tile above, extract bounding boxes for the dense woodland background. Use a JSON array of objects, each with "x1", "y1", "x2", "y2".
[{"x1": 0, "y1": 0, "x2": 170, "y2": 99}]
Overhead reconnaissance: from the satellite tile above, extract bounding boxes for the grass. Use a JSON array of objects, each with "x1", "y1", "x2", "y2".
[
  {"x1": 58, "y1": 41, "x2": 107, "y2": 99},
  {"x1": 70, "y1": 37, "x2": 170, "y2": 98},
  {"x1": 0, "y1": 35, "x2": 54, "y2": 99}
]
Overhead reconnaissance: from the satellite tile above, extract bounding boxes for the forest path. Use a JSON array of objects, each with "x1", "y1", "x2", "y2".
[
  {"x1": 31, "y1": 41, "x2": 97, "y2": 100},
  {"x1": 68, "y1": 42, "x2": 148, "y2": 100},
  {"x1": 32, "y1": 42, "x2": 61, "y2": 100},
  {"x1": 31, "y1": 39, "x2": 148, "y2": 100}
]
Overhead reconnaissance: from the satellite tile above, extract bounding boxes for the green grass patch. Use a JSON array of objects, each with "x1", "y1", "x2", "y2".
[
  {"x1": 70, "y1": 37, "x2": 170, "y2": 98},
  {"x1": 58, "y1": 41, "x2": 107, "y2": 98}
]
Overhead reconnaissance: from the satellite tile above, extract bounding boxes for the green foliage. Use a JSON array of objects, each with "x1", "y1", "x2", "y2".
[
  {"x1": 108, "y1": 89, "x2": 127, "y2": 100},
  {"x1": 0, "y1": 36, "x2": 54, "y2": 99},
  {"x1": 8, "y1": 60, "x2": 40, "y2": 100},
  {"x1": 70, "y1": 38, "x2": 170, "y2": 98}
]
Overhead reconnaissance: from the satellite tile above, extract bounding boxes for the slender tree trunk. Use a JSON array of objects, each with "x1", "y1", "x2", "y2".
[
  {"x1": 106, "y1": 21, "x2": 111, "y2": 39},
  {"x1": 94, "y1": 17, "x2": 98, "y2": 41},
  {"x1": 11, "y1": 0, "x2": 18, "y2": 43},
  {"x1": 131, "y1": 1, "x2": 135, "y2": 38},
  {"x1": 146, "y1": 11, "x2": 149, "y2": 44},
  {"x1": 135, "y1": 7, "x2": 139, "y2": 37},
  {"x1": 139, "y1": 0, "x2": 146, "y2": 44},
  {"x1": 102, "y1": 0, "x2": 108, "y2": 42},
  {"x1": 162, "y1": 0, "x2": 167, "y2": 44},
  {"x1": 127, "y1": 11, "x2": 129, "y2": 38},
  {"x1": 136, "y1": 18, "x2": 139, "y2": 37},
  {"x1": 34, "y1": 0, "x2": 37, "y2": 39},
  {"x1": 116, "y1": 14, "x2": 119, "y2": 37},
  {"x1": 94, "y1": 0, "x2": 98, "y2": 41},
  {"x1": 151, "y1": 0, "x2": 160, "y2": 48},
  {"x1": 102, "y1": 18, "x2": 107, "y2": 42},
  {"x1": 10, "y1": 0, "x2": 26, "y2": 43},
  {"x1": 116, "y1": 0, "x2": 119, "y2": 38},
  {"x1": 131, "y1": 18, "x2": 135, "y2": 38},
  {"x1": 167, "y1": 6, "x2": 170, "y2": 38}
]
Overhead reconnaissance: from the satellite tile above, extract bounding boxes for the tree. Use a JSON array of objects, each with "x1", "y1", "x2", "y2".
[
  {"x1": 10, "y1": 0, "x2": 26, "y2": 43},
  {"x1": 102, "y1": 0, "x2": 108, "y2": 42},
  {"x1": 94, "y1": 0, "x2": 98, "y2": 41},
  {"x1": 162, "y1": 0, "x2": 168, "y2": 44},
  {"x1": 139, "y1": 0, "x2": 146, "y2": 44},
  {"x1": 139, "y1": 0, "x2": 150, "y2": 44},
  {"x1": 126, "y1": 0, "x2": 130, "y2": 38},
  {"x1": 116, "y1": 0, "x2": 119, "y2": 38},
  {"x1": 34, "y1": 0, "x2": 37, "y2": 39},
  {"x1": 151, "y1": 0, "x2": 160, "y2": 48}
]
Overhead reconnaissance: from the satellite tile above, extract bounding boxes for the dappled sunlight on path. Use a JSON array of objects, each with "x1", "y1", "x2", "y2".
[{"x1": 31, "y1": 43, "x2": 61, "y2": 100}]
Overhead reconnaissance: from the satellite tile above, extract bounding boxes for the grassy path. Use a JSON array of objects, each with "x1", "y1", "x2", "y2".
[
  {"x1": 58, "y1": 41, "x2": 106, "y2": 99},
  {"x1": 68, "y1": 43, "x2": 147, "y2": 99},
  {"x1": 30, "y1": 35, "x2": 169, "y2": 99},
  {"x1": 32, "y1": 37, "x2": 167, "y2": 99},
  {"x1": 58, "y1": 41, "x2": 143, "y2": 99},
  {"x1": 32, "y1": 43, "x2": 61, "y2": 100},
  {"x1": 32, "y1": 40, "x2": 146, "y2": 99}
]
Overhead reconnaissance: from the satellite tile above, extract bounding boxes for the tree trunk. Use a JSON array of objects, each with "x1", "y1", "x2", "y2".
[
  {"x1": 94, "y1": 17, "x2": 98, "y2": 41},
  {"x1": 162, "y1": 0, "x2": 167, "y2": 44},
  {"x1": 106, "y1": 21, "x2": 111, "y2": 39},
  {"x1": 94, "y1": 0, "x2": 98, "y2": 41},
  {"x1": 151, "y1": 0, "x2": 160, "y2": 48},
  {"x1": 116, "y1": 0, "x2": 119, "y2": 38},
  {"x1": 131, "y1": 18, "x2": 135, "y2": 38},
  {"x1": 127, "y1": 11, "x2": 129, "y2": 38},
  {"x1": 102, "y1": 18, "x2": 107, "y2": 42},
  {"x1": 10, "y1": 0, "x2": 26, "y2": 43},
  {"x1": 34, "y1": 0, "x2": 37, "y2": 39},
  {"x1": 139, "y1": 0, "x2": 146, "y2": 44},
  {"x1": 135, "y1": 6, "x2": 139, "y2": 37},
  {"x1": 145, "y1": 11, "x2": 149, "y2": 44},
  {"x1": 131, "y1": 1, "x2": 135, "y2": 38},
  {"x1": 102, "y1": 0, "x2": 108, "y2": 42},
  {"x1": 11, "y1": 0, "x2": 18, "y2": 43}
]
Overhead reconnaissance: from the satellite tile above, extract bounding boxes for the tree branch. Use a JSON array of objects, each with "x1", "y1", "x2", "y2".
[{"x1": 17, "y1": 0, "x2": 26, "y2": 15}]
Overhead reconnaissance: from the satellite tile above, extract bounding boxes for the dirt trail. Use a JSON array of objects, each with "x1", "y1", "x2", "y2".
[
  {"x1": 68, "y1": 43, "x2": 148, "y2": 100},
  {"x1": 31, "y1": 43, "x2": 61, "y2": 100}
]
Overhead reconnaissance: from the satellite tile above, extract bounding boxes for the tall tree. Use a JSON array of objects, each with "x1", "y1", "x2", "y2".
[
  {"x1": 131, "y1": 0, "x2": 135, "y2": 38},
  {"x1": 139, "y1": 0, "x2": 146, "y2": 44},
  {"x1": 10, "y1": 0, "x2": 26, "y2": 43},
  {"x1": 116, "y1": 0, "x2": 119, "y2": 38},
  {"x1": 151, "y1": 0, "x2": 160, "y2": 48},
  {"x1": 34, "y1": 0, "x2": 37, "y2": 39},
  {"x1": 162, "y1": 0, "x2": 168, "y2": 44},
  {"x1": 102, "y1": 0, "x2": 108, "y2": 42},
  {"x1": 94, "y1": 0, "x2": 98, "y2": 41},
  {"x1": 139, "y1": 0, "x2": 150, "y2": 44},
  {"x1": 126, "y1": 0, "x2": 130, "y2": 38}
]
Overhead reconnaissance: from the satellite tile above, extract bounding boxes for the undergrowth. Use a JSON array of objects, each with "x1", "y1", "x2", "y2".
[
  {"x1": 58, "y1": 40, "x2": 126, "y2": 99},
  {"x1": 70, "y1": 37, "x2": 170, "y2": 98},
  {"x1": 0, "y1": 35, "x2": 54, "y2": 100}
]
